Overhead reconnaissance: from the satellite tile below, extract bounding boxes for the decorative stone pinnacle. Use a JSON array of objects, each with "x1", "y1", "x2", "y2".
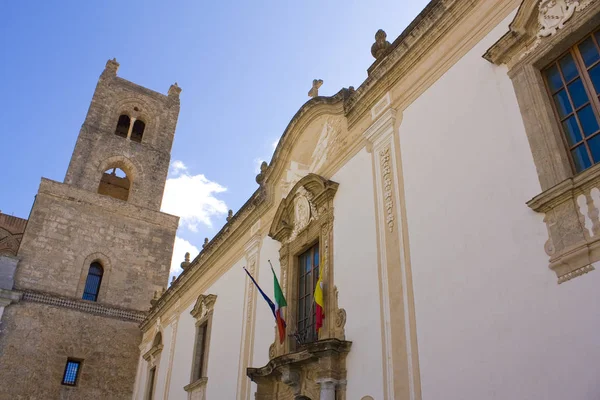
[
  {"x1": 168, "y1": 82, "x2": 182, "y2": 98},
  {"x1": 227, "y1": 209, "x2": 233, "y2": 222},
  {"x1": 256, "y1": 161, "x2": 269, "y2": 184},
  {"x1": 180, "y1": 252, "x2": 191, "y2": 270},
  {"x1": 103, "y1": 58, "x2": 120, "y2": 77},
  {"x1": 371, "y1": 29, "x2": 391, "y2": 59},
  {"x1": 308, "y1": 79, "x2": 323, "y2": 98},
  {"x1": 203, "y1": 238, "x2": 209, "y2": 248}
]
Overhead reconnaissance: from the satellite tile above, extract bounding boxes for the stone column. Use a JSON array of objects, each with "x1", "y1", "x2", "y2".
[
  {"x1": 363, "y1": 100, "x2": 421, "y2": 400},
  {"x1": 318, "y1": 380, "x2": 336, "y2": 400},
  {"x1": 127, "y1": 117, "x2": 137, "y2": 139}
]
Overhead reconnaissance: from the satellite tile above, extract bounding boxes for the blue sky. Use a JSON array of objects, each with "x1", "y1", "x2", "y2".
[{"x1": 0, "y1": 0, "x2": 429, "y2": 279}]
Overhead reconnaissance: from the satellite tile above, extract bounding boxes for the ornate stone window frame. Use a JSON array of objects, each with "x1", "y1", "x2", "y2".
[
  {"x1": 247, "y1": 173, "x2": 350, "y2": 400},
  {"x1": 484, "y1": 0, "x2": 600, "y2": 283},
  {"x1": 143, "y1": 331, "x2": 163, "y2": 400},
  {"x1": 184, "y1": 294, "x2": 216, "y2": 399}
]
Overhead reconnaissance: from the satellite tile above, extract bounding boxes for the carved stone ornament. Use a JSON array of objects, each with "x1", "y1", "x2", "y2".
[
  {"x1": 483, "y1": 0, "x2": 594, "y2": 66},
  {"x1": 190, "y1": 294, "x2": 217, "y2": 320},
  {"x1": 247, "y1": 339, "x2": 351, "y2": 400},
  {"x1": 538, "y1": 0, "x2": 578, "y2": 37},
  {"x1": 371, "y1": 29, "x2": 391, "y2": 59}
]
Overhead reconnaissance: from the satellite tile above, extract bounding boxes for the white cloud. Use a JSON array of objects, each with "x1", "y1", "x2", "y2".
[
  {"x1": 272, "y1": 139, "x2": 279, "y2": 151},
  {"x1": 162, "y1": 161, "x2": 228, "y2": 231},
  {"x1": 170, "y1": 160, "x2": 188, "y2": 175},
  {"x1": 169, "y1": 236, "x2": 199, "y2": 282}
]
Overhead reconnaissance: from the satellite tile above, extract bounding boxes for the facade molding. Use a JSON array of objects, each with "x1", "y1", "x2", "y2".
[
  {"x1": 363, "y1": 105, "x2": 421, "y2": 400},
  {"x1": 20, "y1": 289, "x2": 145, "y2": 323}
]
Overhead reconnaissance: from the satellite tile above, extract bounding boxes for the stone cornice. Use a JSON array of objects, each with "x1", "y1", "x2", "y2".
[
  {"x1": 20, "y1": 289, "x2": 145, "y2": 323},
  {"x1": 38, "y1": 178, "x2": 179, "y2": 230},
  {"x1": 247, "y1": 339, "x2": 352, "y2": 380}
]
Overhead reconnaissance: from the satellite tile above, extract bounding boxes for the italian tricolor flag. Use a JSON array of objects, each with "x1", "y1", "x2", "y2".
[{"x1": 271, "y1": 266, "x2": 287, "y2": 344}]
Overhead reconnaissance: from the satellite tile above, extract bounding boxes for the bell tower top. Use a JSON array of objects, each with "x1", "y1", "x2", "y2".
[{"x1": 64, "y1": 59, "x2": 181, "y2": 211}]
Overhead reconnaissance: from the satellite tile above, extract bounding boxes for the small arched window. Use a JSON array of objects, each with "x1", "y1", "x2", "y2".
[
  {"x1": 131, "y1": 119, "x2": 145, "y2": 143},
  {"x1": 82, "y1": 262, "x2": 103, "y2": 301},
  {"x1": 98, "y1": 167, "x2": 130, "y2": 201},
  {"x1": 115, "y1": 115, "x2": 130, "y2": 138}
]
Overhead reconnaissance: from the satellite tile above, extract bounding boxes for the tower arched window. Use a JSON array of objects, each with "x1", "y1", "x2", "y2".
[
  {"x1": 82, "y1": 262, "x2": 103, "y2": 301},
  {"x1": 115, "y1": 115, "x2": 130, "y2": 138},
  {"x1": 131, "y1": 119, "x2": 145, "y2": 143},
  {"x1": 98, "y1": 167, "x2": 131, "y2": 201}
]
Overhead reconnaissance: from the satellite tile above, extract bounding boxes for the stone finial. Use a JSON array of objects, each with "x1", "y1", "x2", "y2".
[
  {"x1": 150, "y1": 290, "x2": 161, "y2": 306},
  {"x1": 168, "y1": 82, "x2": 182, "y2": 98},
  {"x1": 171, "y1": 275, "x2": 176, "y2": 284},
  {"x1": 180, "y1": 252, "x2": 191, "y2": 270},
  {"x1": 308, "y1": 79, "x2": 323, "y2": 98},
  {"x1": 203, "y1": 238, "x2": 209, "y2": 248},
  {"x1": 227, "y1": 209, "x2": 233, "y2": 222},
  {"x1": 256, "y1": 161, "x2": 268, "y2": 184},
  {"x1": 103, "y1": 58, "x2": 120, "y2": 77},
  {"x1": 371, "y1": 29, "x2": 391, "y2": 59}
]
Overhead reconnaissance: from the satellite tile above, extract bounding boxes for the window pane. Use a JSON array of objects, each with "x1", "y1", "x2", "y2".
[
  {"x1": 567, "y1": 79, "x2": 589, "y2": 109},
  {"x1": 562, "y1": 116, "x2": 583, "y2": 146},
  {"x1": 589, "y1": 64, "x2": 600, "y2": 95},
  {"x1": 589, "y1": 134, "x2": 600, "y2": 163},
  {"x1": 578, "y1": 37, "x2": 600, "y2": 67},
  {"x1": 62, "y1": 360, "x2": 80, "y2": 385},
  {"x1": 313, "y1": 247, "x2": 319, "y2": 267},
  {"x1": 571, "y1": 145, "x2": 592, "y2": 172},
  {"x1": 545, "y1": 65, "x2": 564, "y2": 92},
  {"x1": 577, "y1": 105, "x2": 600, "y2": 136},
  {"x1": 554, "y1": 89, "x2": 573, "y2": 118},
  {"x1": 559, "y1": 53, "x2": 579, "y2": 82}
]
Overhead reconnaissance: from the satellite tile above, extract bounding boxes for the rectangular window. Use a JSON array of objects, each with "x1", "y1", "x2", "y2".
[
  {"x1": 544, "y1": 29, "x2": 600, "y2": 173},
  {"x1": 61, "y1": 359, "x2": 82, "y2": 386},
  {"x1": 192, "y1": 322, "x2": 208, "y2": 381},
  {"x1": 147, "y1": 367, "x2": 156, "y2": 400},
  {"x1": 297, "y1": 243, "x2": 319, "y2": 343}
]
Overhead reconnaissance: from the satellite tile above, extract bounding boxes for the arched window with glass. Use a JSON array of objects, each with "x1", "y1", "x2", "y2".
[{"x1": 82, "y1": 262, "x2": 103, "y2": 302}]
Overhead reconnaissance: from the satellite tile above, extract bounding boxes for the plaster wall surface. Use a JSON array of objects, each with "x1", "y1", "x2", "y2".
[
  {"x1": 164, "y1": 257, "x2": 246, "y2": 399},
  {"x1": 400, "y1": 10, "x2": 600, "y2": 400},
  {"x1": 331, "y1": 148, "x2": 384, "y2": 399}
]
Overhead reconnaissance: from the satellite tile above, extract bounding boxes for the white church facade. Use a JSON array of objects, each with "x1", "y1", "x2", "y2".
[{"x1": 134, "y1": 1, "x2": 600, "y2": 399}]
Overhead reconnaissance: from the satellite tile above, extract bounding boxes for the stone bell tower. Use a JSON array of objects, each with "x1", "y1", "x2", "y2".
[{"x1": 0, "y1": 59, "x2": 180, "y2": 399}]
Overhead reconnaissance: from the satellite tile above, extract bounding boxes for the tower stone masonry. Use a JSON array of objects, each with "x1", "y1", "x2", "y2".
[{"x1": 0, "y1": 59, "x2": 180, "y2": 399}]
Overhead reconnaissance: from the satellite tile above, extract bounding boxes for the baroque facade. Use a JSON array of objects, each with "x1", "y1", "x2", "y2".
[{"x1": 3, "y1": 0, "x2": 600, "y2": 399}]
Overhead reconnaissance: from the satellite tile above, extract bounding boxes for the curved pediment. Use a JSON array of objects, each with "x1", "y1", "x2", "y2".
[
  {"x1": 484, "y1": 0, "x2": 593, "y2": 66},
  {"x1": 261, "y1": 89, "x2": 351, "y2": 201},
  {"x1": 269, "y1": 173, "x2": 338, "y2": 243}
]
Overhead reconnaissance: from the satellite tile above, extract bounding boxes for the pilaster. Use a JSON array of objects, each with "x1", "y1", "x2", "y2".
[
  {"x1": 363, "y1": 99, "x2": 421, "y2": 400},
  {"x1": 236, "y1": 224, "x2": 262, "y2": 400}
]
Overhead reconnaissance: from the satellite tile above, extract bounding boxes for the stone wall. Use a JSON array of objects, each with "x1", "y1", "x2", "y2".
[
  {"x1": 63, "y1": 59, "x2": 180, "y2": 211},
  {"x1": 0, "y1": 301, "x2": 141, "y2": 400},
  {"x1": 15, "y1": 178, "x2": 178, "y2": 311}
]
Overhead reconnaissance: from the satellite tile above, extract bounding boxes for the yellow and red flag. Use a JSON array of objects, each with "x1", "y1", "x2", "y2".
[{"x1": 314, "y1": 273, "x2": 324, "y2": 332}]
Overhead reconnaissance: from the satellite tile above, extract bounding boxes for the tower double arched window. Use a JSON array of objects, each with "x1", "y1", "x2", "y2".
[
  {"x1": 82, "y1": 262, "x2": 103, "y2": 301},
  {"x1": 114, "y1": 114, "x2": 146, "y2": 142}
]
